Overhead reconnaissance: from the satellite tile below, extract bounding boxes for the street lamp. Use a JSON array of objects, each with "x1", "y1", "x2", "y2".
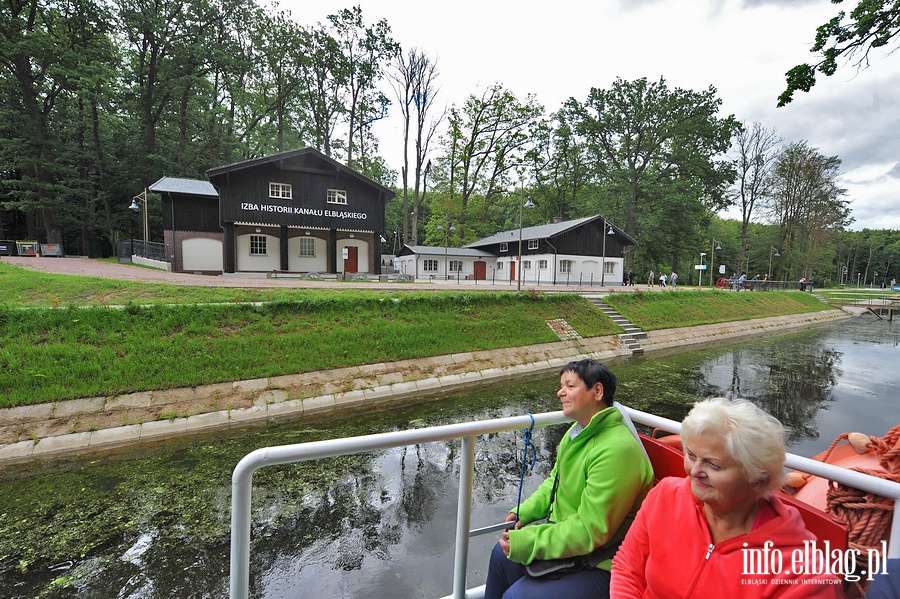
[
  {"x1": 768, "y1": 246, "x2": 780, "y2": 280},
  {"x1": 601, "y1": 219, "x2": 615, "y2": 286},
  {"x1": 436, "y1": 223, "x2": 456, "y2": 280},
  {"x1": 517, "y1": 186, "x2": 535, "y2": 292},
  {"x1": 699, "y1": 252, "x2": 706, "y2": 286},
  {"x1": 709, "y1": 239, "x2": 722, "y2": 287},
  {"x1": 129, "y1": 188, "x2": 149, "y2": 242}
]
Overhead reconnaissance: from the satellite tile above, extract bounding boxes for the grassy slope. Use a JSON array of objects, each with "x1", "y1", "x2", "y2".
[
  {"x1": 604, "y1": 289, "x2": 831, "y2": 331},
  {"x1": 0, "y1": 262, "x2": 836, "y2": 407}
]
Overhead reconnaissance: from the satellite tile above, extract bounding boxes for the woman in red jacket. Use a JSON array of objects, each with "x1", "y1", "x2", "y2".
[{"x1": 610, "y1": 398, "x2": 844, "y2": 598}]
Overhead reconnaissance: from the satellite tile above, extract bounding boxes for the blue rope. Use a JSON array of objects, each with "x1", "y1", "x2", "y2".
[{"x1": 514, "y1": 413, "x2": 537, "y2": 522}]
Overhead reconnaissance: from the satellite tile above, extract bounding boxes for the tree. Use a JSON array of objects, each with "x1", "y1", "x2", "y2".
[
  {"x1": 389, "y1": 48, "x2": 442, "y2": 244},
  {"x1": 328, "y1": 7, "x2": 398, "y2": 173},
  {"x1": 731, "y1": 122, "x2": 781, "y2": 274},
  {"x1": 765, "y1": 142, "x2": 852, "y2": 279},
  {"x1": 0, "y1": 0, "x2": 119, "y2": 245},
  {"x1": 779, "y1": 0, "x2": 900, "y2": 106},
  {"x1": 571, "y1": 77, "x2": 740, "y2": 274},
  {"x1": 435, "y1": 84, "x2": 543, "y2": 242}
]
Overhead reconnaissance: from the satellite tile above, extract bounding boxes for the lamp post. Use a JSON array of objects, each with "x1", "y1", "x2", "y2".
[
  {"x1": 709, "y1": 238, "x2": 722, "y2": 287},
  {"x1": 436, "y1": 223, "x2": 456, "y2": 280},
  {"x1": 601, "y1": 219, "x2": 615, "y2": 286},
  {"x1": 517, "y1": 186, "x2": 535, "y2": 292},
  {"x1": 129, "y1": 189, "x2": 149, "y2": 242},
  {"x1": 699, "y1": 252, "x2": 706, "y2": 286},
  {"x1": 768, "y1": 246, "x2": 780, "y2": 280}
]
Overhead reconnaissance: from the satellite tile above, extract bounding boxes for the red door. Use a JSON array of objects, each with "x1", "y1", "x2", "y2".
[
  {"x1": 474, "y1": 261, "x2": 486, "y2": 281},
  {"x1": 510, "y1": 261, "x2": 516, "y2": 282},
  {"x1": 344, "y1": 246, "x2": 358, "y2": 273}
]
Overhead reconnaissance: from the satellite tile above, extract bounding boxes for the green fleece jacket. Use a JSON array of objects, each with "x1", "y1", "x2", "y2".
[{"x1": 508, "y1": 406, "x2": 654, "y2": 570}]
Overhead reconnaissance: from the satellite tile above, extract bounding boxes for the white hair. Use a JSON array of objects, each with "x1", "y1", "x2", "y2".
[{"x1": 681, "y1": 397, "x2": 786, "y2": 496}]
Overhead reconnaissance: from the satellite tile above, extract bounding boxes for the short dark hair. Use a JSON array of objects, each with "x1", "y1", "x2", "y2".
[{"x1": 559, "y1": 359, "x2": 616, "y2": 406}]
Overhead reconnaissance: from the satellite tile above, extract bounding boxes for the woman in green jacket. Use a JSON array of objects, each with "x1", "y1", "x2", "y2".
[{"x1": 483, "y1": 359, "x2": 654, "y2": 599}]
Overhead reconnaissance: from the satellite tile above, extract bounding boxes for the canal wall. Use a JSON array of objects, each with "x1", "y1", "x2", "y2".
[{"x1": 0, "y1": 308, "x2": 852, "y2": 464}]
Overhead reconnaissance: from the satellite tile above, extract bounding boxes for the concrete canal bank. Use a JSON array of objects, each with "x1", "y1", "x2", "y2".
[{"x1": 0, "y1": 308, "x2": 852, "y2": 465}]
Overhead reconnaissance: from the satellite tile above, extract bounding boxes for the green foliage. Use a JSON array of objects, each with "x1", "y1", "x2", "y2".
[{"x1": 779, "y1": 1, "x2": 900, "y2": 105}]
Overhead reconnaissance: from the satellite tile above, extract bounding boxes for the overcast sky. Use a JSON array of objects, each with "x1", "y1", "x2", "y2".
[{"x1": 290, "y1": 0, "x2": 900, "y2": 231}]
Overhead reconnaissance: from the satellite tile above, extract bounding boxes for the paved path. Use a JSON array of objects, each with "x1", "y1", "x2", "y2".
[{"x1": 2, "y1": 256, "x2": 643, "y2": 293}]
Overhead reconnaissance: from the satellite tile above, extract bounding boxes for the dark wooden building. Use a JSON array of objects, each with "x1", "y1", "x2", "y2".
[
  {"x1": 149, "y1": 176, "x2": 221, "y2": 273},
  {"x1": 206, "y1": 148, "x2": 395, "y2": 275}
]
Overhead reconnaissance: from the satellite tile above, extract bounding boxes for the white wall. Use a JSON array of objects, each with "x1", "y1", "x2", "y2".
[
  {"x1": 182, "y1": 238, "x2": 223, "y2": 271},
  {"x1": 287, "y1": 236, "x2": 327, "y2": 272},
  {"x1": 236, "y1": 234, "x2": 279, "y2": 272}
]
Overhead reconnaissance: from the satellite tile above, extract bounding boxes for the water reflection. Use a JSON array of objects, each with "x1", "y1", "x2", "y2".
[{"x1": 0, "y1": 315, "x2": 896, "y2": 598}]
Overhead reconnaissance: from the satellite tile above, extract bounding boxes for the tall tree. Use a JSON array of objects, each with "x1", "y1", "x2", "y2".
[
  {"x1": 389, "y1": 48, "x2": 442, "y2": 244},
  {"x1": 571, "y1": 77, "x2": 740, "y2": 273},
  {"x1": 731, "y1": 122, "x2": 781, "y2": 273},
  {"x1": 0, "y1": 0, "x2": 117, "y2": 245},
  {"x1": 328, "y1": 6, "x2": 397, "y2": 172},
  {"x1": 436, "y1": 84, "x2": 543, "y2": 242},
  {"x1": 765, "y1": 142, "x2": 852, "y2": 279},
  {"x1": 779, "y1": 0, "x2": 900, "y2": 105}
]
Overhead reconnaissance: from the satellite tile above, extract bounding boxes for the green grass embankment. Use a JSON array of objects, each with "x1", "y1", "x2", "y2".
[
  {"x1": 0, "y1": 262, "x2": 837, "y2": 408},
  {"x1": 0, "y1": 290, "x2": 618, "y2": 407},
  {"x1": 604, "y1": 289, "x2": 832, "y2": 331}
]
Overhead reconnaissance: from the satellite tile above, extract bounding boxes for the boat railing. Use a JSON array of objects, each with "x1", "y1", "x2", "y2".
[{"x1": 229, "y1": 407, "x2": 900, "y2": 599}]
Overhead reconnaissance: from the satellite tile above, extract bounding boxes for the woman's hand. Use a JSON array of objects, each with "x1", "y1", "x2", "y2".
[{"x1": 500, "y1": 512, "x2": 521, "y2": 556}]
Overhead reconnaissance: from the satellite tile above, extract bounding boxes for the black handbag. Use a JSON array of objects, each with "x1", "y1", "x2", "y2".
[{"x1": 524, "y1": 542, "x2": 620, "y2": 578}]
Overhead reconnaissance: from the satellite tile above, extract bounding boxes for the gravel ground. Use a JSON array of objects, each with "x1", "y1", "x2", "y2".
[{"x1": 2, "y1": 255, "x2": 627, "y2": 292}]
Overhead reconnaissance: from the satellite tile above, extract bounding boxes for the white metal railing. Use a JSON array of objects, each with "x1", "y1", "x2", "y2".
[{"x1": 229, "y1": 407, "x2": 900, "y2": 599}]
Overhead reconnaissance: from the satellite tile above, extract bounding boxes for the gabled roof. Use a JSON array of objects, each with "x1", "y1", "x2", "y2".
[
  {"x1": 205, "y1": 147, "x2": 395, "y2": 199},
  {"x1": 401, "y1": 245, "x2": 495, "y2": 258},
  {"x1": 466, "y1": 215, "x2": 637, "y2": 248},
  {"x1": 149, "y1": 176, "x2": 218, "y2": 197}
]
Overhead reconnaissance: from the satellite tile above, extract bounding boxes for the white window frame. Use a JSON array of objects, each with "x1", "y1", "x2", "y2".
[
  {"x1": 604, "y1": 261, "x2": 615, "y2": 274},
  {"x1": 250, "y1": 235, "x2": 267, "y2": 255},
  {"x1": 499, "y1": 242, "x2": 508, "y2": 253},
  {"x1": 269, "y1": 182, "x2": 292, "y2": 199},
  {"x1": 327, "y1": 189, "x2": 348, "y2": 205},
  {"x1": 423, "y1": 259, "x2": 438, "y2": 272},
  {"x1": 298, "y1": 237, "x2": 315, "y2": 257},
  {"x1": 523, "y1": 260, "x2": 532, "y2": 270},
  {"x1": 527, "y1": 239, "x2": 539, "y2": 250},
  {"x1": 449, "y1": 260, "x2": 463, "y2": 273},
  {"x1": 538, "y1": 260, "x2": 548, "y2": 269},
  {"x1": 498, "y1": 262, "x2": 504, "y2": 270},
  {"x1": 559, "y1": 259, "x2": 574, "y2": 274}
]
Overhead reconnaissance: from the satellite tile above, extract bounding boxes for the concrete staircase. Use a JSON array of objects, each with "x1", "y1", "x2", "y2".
[{"x1": 583, "y1": 295, "x2": 647, "y2": 355}]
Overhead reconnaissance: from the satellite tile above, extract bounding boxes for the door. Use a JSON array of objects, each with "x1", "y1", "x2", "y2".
[
  {"x1": 473, "y1": 261, "x2": 486, "y2": 281},
  {"x1": 344, "y1": 246, "x2": 358, "y2": 273},
  {"x1": 510, "y1": 260, "x2": 516, "y2": 282}
]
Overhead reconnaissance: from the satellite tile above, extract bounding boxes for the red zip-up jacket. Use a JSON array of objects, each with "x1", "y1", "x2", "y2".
[{"x1": 611, "y1": 477, "x2": 845, "y2": 598}]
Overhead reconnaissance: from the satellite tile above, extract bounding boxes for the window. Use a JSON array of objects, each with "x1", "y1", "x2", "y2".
[
  {"x1": 298, "y1": 237, "x2": 315, "y2": 257},
  {"x1": 423, "y1": 259, "x2": 438, "y2": 272},
  {"x1": 560, "y1": 260, "x2": 574, "y2": 274},
  {"x1": 269, "y1": 182, "x2": 292, "y2": 199},
  {"x1": 327, "y1": 189, "x2": 348, "y2": 204},
  {"x1": 250, "y1": 235, "x2": 267, "y2": 255},
  {"x1": 604, "y1": 261, "x2": 615, "y2": 274},
  {"x1": 499, "y1": 242, "x2": 508, "y2": 253},
  {"x1": 538, "y1": 260, "x2": 548, "y2": 269},
  {"x1": 498, "y1": 262, "x2": 504, "y2": 270},
  {"x1": 523, "y1": 260, "x2": 532, "y2": 270},
  {"x1": 449, "y1": 260, "x2": 463, "y2": 273},
  {"x1": 528, "y1": 239, "x2": 539, "y2": 250}
]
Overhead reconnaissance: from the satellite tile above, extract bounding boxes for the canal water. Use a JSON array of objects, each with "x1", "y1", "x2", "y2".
[{"x1": 1, "y1": 314, "x2": 897, "y2": 598}]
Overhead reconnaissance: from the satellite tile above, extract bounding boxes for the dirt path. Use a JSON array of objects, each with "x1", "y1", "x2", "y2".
[{"x1": 2, "y1": 255, "x2": 632, "y2": 292}]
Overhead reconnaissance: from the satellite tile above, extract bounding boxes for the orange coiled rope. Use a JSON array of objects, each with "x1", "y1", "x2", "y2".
[{"x1": 825, "y1": 426, "x2": 900, "y2": 598}]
